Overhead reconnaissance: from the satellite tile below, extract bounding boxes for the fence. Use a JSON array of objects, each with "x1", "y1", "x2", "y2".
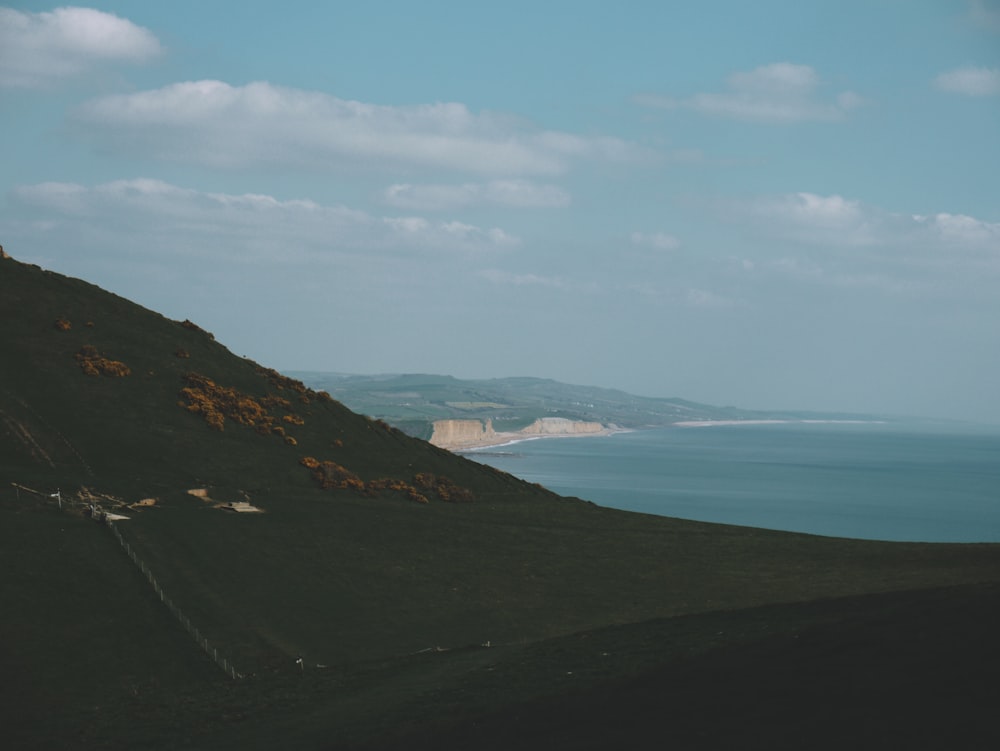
[{"x1": 108, "y1": 521, "x2": 243, "y2": 680}]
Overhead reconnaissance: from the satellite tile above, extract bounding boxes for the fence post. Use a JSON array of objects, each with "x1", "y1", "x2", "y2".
[{"x1": 106, "y1": 522, "x2": 243, "y2": 680}]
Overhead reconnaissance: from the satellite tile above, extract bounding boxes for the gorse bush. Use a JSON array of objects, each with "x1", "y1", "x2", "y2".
[
  {"x1": 414, "y1": 472, "x2": 476, "y2": 502},
  {"x1": 180, "y1": 368, "x2": 316, "y2": 438},
  {"x1": 303, "y1": 459, "x2": 366, "y2": 493},
  {"x1": 75, "y1": 345, "x2": 131, "y2": 377},
  {"x1": 261, "y1": 394, "x2": 293, "y2": 410},
  {"x1": 179, "y1": 373, "x2": 267, "y2": 432},
  {"x1": 301, "y1": 459, "x2": 474, "y2": 504},
  {"x1": 178, "y1": 372, "x2": 302, "y2": 443}
]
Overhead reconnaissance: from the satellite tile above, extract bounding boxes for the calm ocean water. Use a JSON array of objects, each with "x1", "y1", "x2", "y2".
[{"x1": 465, "y1": 422, "x2": 1000, "y2": 542}]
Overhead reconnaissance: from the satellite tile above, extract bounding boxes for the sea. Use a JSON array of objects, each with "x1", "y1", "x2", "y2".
[{"x1": 463, "y1": 421, "x2": 1000, "y2": 542}]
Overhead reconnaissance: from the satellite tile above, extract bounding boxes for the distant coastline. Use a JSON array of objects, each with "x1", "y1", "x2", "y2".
[{"x1": 438, "y1": 417, "x2": 892, "y2": 451}]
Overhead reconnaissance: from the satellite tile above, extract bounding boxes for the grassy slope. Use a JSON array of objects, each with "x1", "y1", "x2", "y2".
[
  {"x1": 120, "y1": 493, "x2": 1000, "y2": 672},
  {"x1": 2, "y1": 256, "x2": 999, "y2": 749},
  {"x1": 0, "y1": 501, "x2": 223, "y2": 751},
  {"x1": 363, "y1": 582, "x2": 1000, "y2": 751}
]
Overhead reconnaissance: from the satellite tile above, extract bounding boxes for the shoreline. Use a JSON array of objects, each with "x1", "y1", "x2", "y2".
[
  {"x1": 442, "y1": 418, "x2": 891, "y2": 451},
  {"x1": 447, "y1": 426, "x2": 632, "y2": 453}
]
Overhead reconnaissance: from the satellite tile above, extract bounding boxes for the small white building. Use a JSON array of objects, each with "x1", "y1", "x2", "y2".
[{"x1": 220, "y1": 501, "x2": 262, "y2": 513}]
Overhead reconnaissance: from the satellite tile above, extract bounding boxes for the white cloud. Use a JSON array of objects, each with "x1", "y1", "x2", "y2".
[
  {"x1": 9, "y1": 178, "x2": 518, "y2": 258},
  {"x1": 740, "y1": 192, "x2": 875, "y2": 245},
  {"x1": 630, "y1": 231, "x2": 680, "y2": 250},
  {"x1": 478, "y1": 269, "x2": 568, "y2": 288},
  {"x1": 384, "y1": 216, "x2": 521, "y2": 248},
  {"x1": 0, "y1": 6, "x2": 161, "y2": 88},
  {"x1": 728, "y1": 192, "x2": 1000, "y2": 296},
  {"x1": 636, "y1": 63, "x2": 862, "y2": 123},
  {"x1": 913, "y1": 212, "x2": 1000, "y2": 246},
  {"x1": 73, "y1": 80, "x2": 643, "y2": 175},
  {"x1": 741, "y1": 192, "x2": 1000, "y2": 254},
  {"x1": 384, "y1": 180, "x2": 571, "y2": 211},
  {"x1": 933, "y1": 66, "x2": 1000, "y2": 96}
]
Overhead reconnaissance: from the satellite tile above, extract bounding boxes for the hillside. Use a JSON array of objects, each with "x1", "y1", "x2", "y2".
[
  {"x1": 2, "y1": 253, "x2": 999, "y2": 750},
  {"x1": 0, "y1": 259, "x2": 516, "y2": 502}
]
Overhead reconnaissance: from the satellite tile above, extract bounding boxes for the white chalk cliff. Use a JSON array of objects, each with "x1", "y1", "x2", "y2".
[{"x1": 430, "y1": 416, "x2": 607, "y2": 450}]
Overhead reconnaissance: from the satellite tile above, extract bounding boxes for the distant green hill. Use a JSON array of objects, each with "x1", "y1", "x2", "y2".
[
  {"x1": 290, "y1": 371, "x2": 886, "y2": 440},
  {"x1": 2, "y1": 254, "x2": 998, "y2": 750}
]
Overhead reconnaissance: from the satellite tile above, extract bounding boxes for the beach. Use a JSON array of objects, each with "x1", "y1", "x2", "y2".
[{"x1": 455, "y1": 425, "x2": 631, "y2": 452}]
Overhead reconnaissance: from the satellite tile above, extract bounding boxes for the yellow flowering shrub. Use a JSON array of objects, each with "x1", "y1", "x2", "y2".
[
  {"x1": 178, "y1": 372, "x2": 268, "y2": 431},
  {"x1": 413, "y1": 472, "x2": 475, "y2": 502},
  {"x1": 75, "y1": 345, "x2": 131, "y2": 377},
  {"x1": 262, "y1": 394, "x2": 293, "y2": 410},
  {"x1": 304, "y1": 462, "x2": 472, "y2": 504}
]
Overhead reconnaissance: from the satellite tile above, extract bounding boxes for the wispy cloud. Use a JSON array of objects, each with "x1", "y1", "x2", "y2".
[
  {"x1": 913, "y1": 212, "x2": 1000, "y2": 246},
  {"x1": 0, "y1": 6, "x2": 162, "y2": 88},
  {"x1": 73, "y1": 80, "x2": 644, "y2": 175},
  {"x1": 933, "y1": 66, "x2": 1000, "y2": 96},
  {"x1": 727, "y1": 192, "x2": 1000, "y2": 296},
  {"x1": 630, "y1": 231, "x2": 680, "y2": 250},
  {"x1": 383, "y1": 217, "x2": 521, "y2": 248},
  {"x1": 740, "y1": 192, "x2": 875, "y2": 245},
  {"x1": 636, "y1": 63, "x2": 862, "y2": 123},
  {"x1": 760, "y1": 256, "x2": 925, "y2": 295},
  {"x1": 685, "y1": 288, "x2": 735, "y2": 308},
  {"x1": 738, "y1": 192, "x2": 1000, "y2": 252},
  {"x1": 9, "y1": 178, "x2": 519, "y2": 259},
  {"x1": 478, "y1": 269, "x2": 568, "y2": 288},
  {"x1": 384, "y1": 180, "x2": 571, "y2": 211}
]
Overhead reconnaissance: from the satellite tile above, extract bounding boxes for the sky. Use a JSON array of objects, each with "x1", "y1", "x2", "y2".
[{"x1": 1, "y1": 1, "x2": 998, "y2": 423}]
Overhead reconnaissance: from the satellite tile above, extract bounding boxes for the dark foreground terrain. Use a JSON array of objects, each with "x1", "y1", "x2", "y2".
[{"x1": 2, "y1": 254, "x2": 998, "y2": 749}]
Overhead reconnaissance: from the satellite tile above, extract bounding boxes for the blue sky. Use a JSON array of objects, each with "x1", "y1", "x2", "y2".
[{"x1": 2, "y1": 1, "x2": 998, "y2": 422}]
